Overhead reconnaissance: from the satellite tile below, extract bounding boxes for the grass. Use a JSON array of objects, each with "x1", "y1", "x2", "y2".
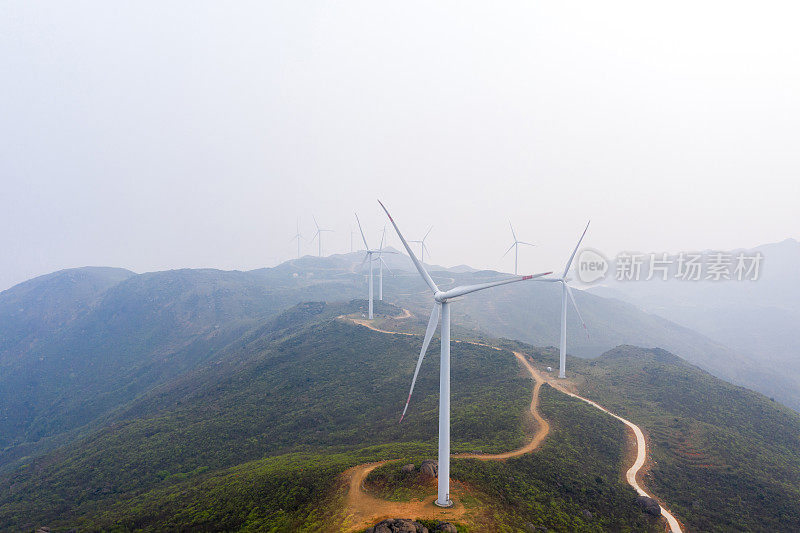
[
  {"x1": 365, "y1": 384, "x2": 662, "y2": 533},
  {"x1": 0, "y1": 314, "x2": 530, "y2": 531}
]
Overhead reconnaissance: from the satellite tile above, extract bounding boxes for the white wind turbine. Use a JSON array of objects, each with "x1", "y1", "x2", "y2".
[
  {"x1": 355, "y1": 214, "x2": 394, "y2": 319},
  {"x1": 502, "y1": 222, "x2": 535, "y2": 275},
  {"x1": 290, "y1": 218, "x2": 304, "y2": 259},
  {"x1": 377, "y1": 225, "x2": 392, "y2": 301},
  {"x1": 409, "y1": 226, "x2": 432, "y2": 264},
  {"x1": 538, "y1": 221, "x2": 591, "y2": 378},
  {"x1": 310, "y1": 215, "x2": 334, "y2": 257},
  {"x1": 380, "y1": 200, "x2": 551, "y2": 508}
]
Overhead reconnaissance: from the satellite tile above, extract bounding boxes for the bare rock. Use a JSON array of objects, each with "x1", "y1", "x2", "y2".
[
  {"x1": 419, "y1": 459, "x2": 438, "y2": 479},
  {"x1": 436, "y1": 522, "x2": 458, "y2": 532},
  {"x1": 401, "y1": 463, "x2": 416, "y2": 474},
  {"x1": 637, "y1": 495, "x2": 662, "y2": 516},
  {"x1": 368, "y1": 518, "x2": 429, "y2": 533}
]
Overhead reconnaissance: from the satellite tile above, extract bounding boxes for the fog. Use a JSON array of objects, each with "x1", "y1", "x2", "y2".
[{"x1": 2, "y1": 1, "x2": 798, "y2": 290}]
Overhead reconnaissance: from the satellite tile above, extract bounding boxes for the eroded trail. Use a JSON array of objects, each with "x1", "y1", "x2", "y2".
[
  {"x1": 545, "y1": 380, "x2": 684, "y2": 533},
  {"x1": 339, "y1": 311, "x2": 683, "y2": 533}
]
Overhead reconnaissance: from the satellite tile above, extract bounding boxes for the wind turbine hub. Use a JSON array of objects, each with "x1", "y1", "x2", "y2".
[{"x1": 434, "y1": 291, "x2": 447, "y2": 303}]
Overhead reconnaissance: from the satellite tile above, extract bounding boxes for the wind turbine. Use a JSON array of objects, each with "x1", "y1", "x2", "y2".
[
  {"x1": 379, "y1": 200, "x2": 551, "y2": 508},
  {"x1": 290, "y1": 218, "x2": 304, "y2": 259},
  {"x1": 377, "y1": 225, "x2": 392, "y2": 300},
  {"x1": 538, "y1": 221, "x2": 591, "y2": 378},
  {"x1": 310, "y1": 215, "x2": 334, "y2": 257},
  {"x1": 502, "y1": 222, "x2": 535, "y2": 275},
  {"x1": 409, "y1": 226, "x2": 432, "y2": 263},
  {"x1": 355, "y1": 215, "x2": 394, "y2": 318}
]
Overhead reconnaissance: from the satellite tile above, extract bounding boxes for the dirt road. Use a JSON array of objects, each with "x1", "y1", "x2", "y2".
[
  {"x1": 546, "y1": 380, "x2": 684, "y2": 533},
  {"x1": 338, "y1": 346, "x2": 547, "y2": 531},
  {"x1": 340, "y1": 311, "x2": 683, "y2": 533}
]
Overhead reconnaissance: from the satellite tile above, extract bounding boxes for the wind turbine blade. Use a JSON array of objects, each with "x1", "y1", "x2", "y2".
[
  {"x1": 565, "y1": 284, "x2": 590, "y2": 340},
  {"x1": 378, "y1": 200, "x2": 439, "y2": 293},
  {"x1": 380, "y1": 256, "x2": 393, "y2": 274},
  {"x1": 313, "y1": 215, "x2": 320, "y2": 231},
  {"x1": 422, "y1": 242, "x2": 431, "y2": 259},
  {"x1": 501, "y1": 242, "x2": 515, "y2": 258},
  {"x1": 518, "y1": 241, "x2": 536, "y2": 247},
  {"x1": 423, "y1": 226, "x2": 433, "y2": 241},
  {"x1": 359, "y1": 252, "x2": 369, "y2": 270},
  {"x1": 440, "y1": 271, "x2": 552, "y2": 299},
  {"x1": 379, "y1": 225, "x2": 386, "y2": 252},
  {"x1": 354, "y1": 213, "x2": 370, "y2": 250},
  {"x1": 400, "y1": 304, "x2": 440, "y2": 422},
  {"x1": 563, "y1": 220, "x2": 591, "y2": 278},
  {"x1": 509, "y1": 221, "x2": 517, "y2": 242}
]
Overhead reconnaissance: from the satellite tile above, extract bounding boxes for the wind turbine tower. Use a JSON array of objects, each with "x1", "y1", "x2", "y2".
[
  {"x1": 310, "y1": 216, "x2": 334, "y2": 257},
  {"x1": 290, "y1": 218, "x2": 304, "y2": 259},
  {"x1": 502, "y1": 222, "x2": 535, "y2": 275},
  {"x1": 536, "y1": 221, "x2": 591, "y2": 378},
  {"x1": 409, "y1": 227, "x2": 432, "y2": 264},
  {"x1": 377, "y1": 225, "x2": 392, "y2": 300},
  {"x1": 380, "y1": 200, "x2": 550, "y2": 508},
  {"x1": 355, "y1": 214, "x2": 394, "y2": 318}
]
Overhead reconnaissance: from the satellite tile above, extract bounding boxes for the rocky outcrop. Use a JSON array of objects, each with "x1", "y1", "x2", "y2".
[
  {"x1": 365, "y1": 518, "x2": 429, "y2": 533},
  {"x1": 419, "y1": 459, "x2": 438, "y2": 479},
  {"x1": 401, "y1": 463, "x2": 416, "y2": 474},
  {"x1": 364, "y1": 519, "x2": 461, "y2": 533},
  {"x1": 637, "y1": 495, "x2": 662, "y2": 516}
]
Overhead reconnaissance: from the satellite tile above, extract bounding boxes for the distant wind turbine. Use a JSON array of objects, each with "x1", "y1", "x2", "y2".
[
  {"x1": 537, "y1": 221, "x2": 591, "y2": 378},
  {"x1": 290, "y1": 218, "x2": 304, "y2": 259},
  {"x1": 377, "y1": 225, "x2": 392, "y2": 301},
  {"x1": 502, "y1": 222, "x2": 535, "y2": 275},
  {"x1": 310, "y1": 216, "x2": 334, "y2": 257},
  {"x1": 355, "y1": 214, "x2": 395, "y2": 319},
  {"x1": 379, "y1": 199, "x2": 551, "y2": 508},
  {"x1": 409, "y1": 226, "x2": 432, "y2": 263}
]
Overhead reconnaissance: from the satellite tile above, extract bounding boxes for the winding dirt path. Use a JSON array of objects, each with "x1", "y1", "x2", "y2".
[
  {"x1": 339, "y1": 311, "x2": 683, "y2": 533},
  {"x1": 341, "y1": 461, "x2": 472, "y2": 530},
  {"x1": 545, "y1": 380, "x2": 684, "y2": 533},
  {"x1": 456, "y1": 352, "x2": 549, "y2": 460},
  {"x1": 339, "y1": 348, "x2": 546, "y2": 531}
]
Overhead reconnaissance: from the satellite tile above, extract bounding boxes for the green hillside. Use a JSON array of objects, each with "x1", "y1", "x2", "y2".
[
  {"x1": 3, "y1": 260, "x2": 792, "y2": 475},
  {"x1": 0, "y1": 266, "x2": 362, "y2": 470},
  {"x1": 565, "y1": 345, "x2": 800, "y2": 532},
  {"x1": 486, "y1": 342, "x2": 800, "y2": 533},
  {"x1": 0, "y1": 304, "x2": 534, "y2": 530},
  {"x1": 2, "y1": 303, "x2": 800, "y2": 531},
  {"x1": 3, "y1": 262, "x2": 800, "y2": 531}
]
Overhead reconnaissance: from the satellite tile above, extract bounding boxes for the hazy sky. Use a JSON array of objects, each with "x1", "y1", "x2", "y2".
[{"x1": 2, "y1": 1, "x2": 798, "y2": 290}]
